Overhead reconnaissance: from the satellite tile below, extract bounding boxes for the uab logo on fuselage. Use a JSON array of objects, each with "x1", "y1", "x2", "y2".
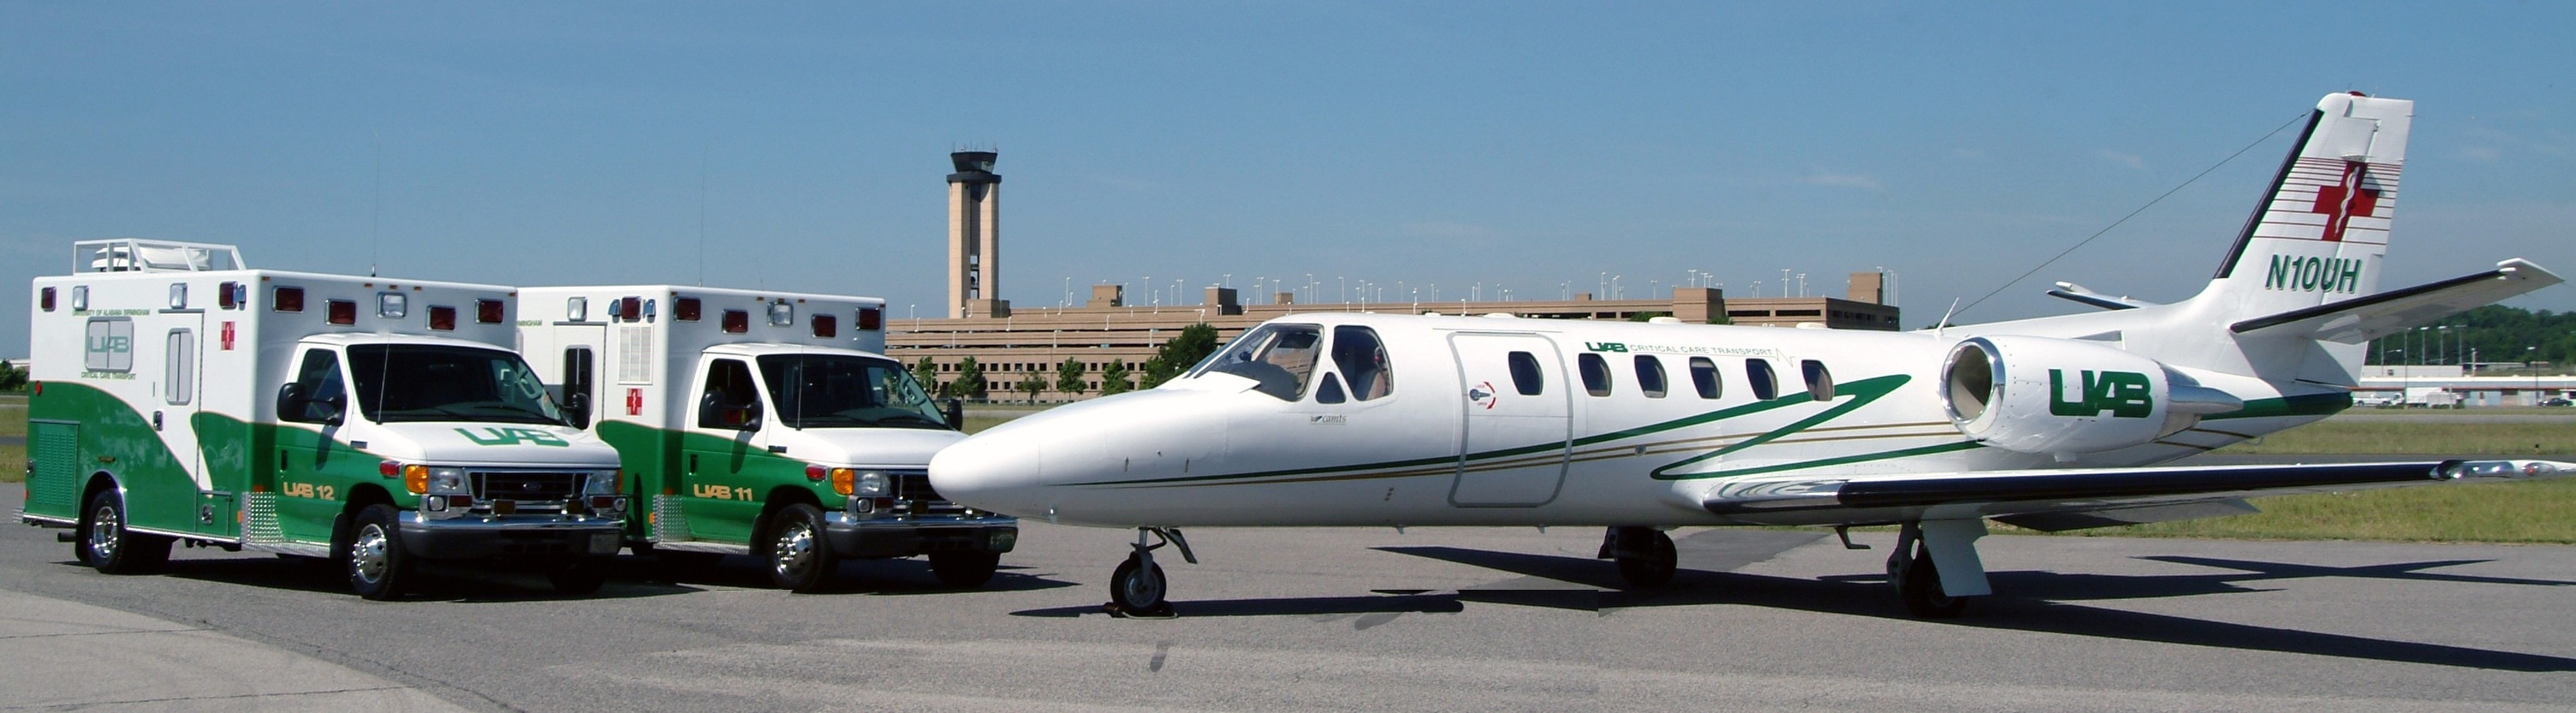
[
  {"x1": 2264, "y1": 254, "x2": 2364, "y2": 294},
  {"x1": 455, "y1": 427, "x2": 571, "y2": 447},
  {"x1": 1585, "y1": 342, "x2": 1629, "y2": 353},
  {"x1": 2049, "y1": 369, "x2": 2153, "y2": 419}
]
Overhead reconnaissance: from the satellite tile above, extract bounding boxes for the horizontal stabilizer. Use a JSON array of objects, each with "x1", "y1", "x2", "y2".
[
  {"x1": 2229, "y1": 258, "x2": 2563, "y2": 343},
  {"x1": 1704, "y1": 460, "x2": 2575, "y2": 525},
  {"x1": 2046, "y1": 282, "x2": 2157, "y2": 311}
]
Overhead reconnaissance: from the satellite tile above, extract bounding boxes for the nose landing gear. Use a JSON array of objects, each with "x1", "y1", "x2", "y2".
[
  {"x1": 1108, "y1": 526, "x2": 1193, "y2": 617},
  {"x1": 1600, "y1": 526, "x2": 1677, "y2": 589}
]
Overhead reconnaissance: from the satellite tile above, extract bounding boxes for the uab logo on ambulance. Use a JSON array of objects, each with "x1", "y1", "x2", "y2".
[
  {"x1": 2265, "y1": 254, "x2": 2365, "y2": 294},
  {"x1": 86, "y1": 334, "x2": 130, "y2": 358},
  {"x1": 2049, "y1": 369, "x2": 2153, "y2": 419},
  {"x1": 455, "y1": 427, "x2": 572, "y2": 447}
]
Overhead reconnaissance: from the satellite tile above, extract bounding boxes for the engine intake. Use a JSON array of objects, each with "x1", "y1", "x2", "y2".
[{"x1": 1942, "y1": 336, "x2": 2180, "y2": 455}]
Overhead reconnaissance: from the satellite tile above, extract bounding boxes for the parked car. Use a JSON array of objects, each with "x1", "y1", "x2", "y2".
[{"x1": 2543, "y1": 397, "x2": 2573, "y2": 407}]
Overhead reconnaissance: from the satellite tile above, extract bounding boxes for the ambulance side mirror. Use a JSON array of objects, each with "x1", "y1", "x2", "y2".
[
  {"x1": 276, "y1": 383, "x2": 343, "y2": 426},
  {"x1": 945, "y1": 398, "x2": 965, "y2": 431},
  {"x1": 563, "y1": 392, "x2": 591, "y2": 429}
]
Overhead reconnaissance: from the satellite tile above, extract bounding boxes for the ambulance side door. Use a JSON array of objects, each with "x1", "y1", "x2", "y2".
[
  {"x1": 679, "y1": 356, "x2": 764, "y2": 543},
  {"x1": 272, "y1": 348, "x2": 348, "y2": 544}
]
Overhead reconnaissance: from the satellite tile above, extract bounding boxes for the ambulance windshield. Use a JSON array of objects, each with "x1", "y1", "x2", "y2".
[
  {"x1": 757, "y1": 354, "x2": 949, "y2": 430},
  {"x1": 348, "y1": 345, "x2": 567, "y2": 425}
]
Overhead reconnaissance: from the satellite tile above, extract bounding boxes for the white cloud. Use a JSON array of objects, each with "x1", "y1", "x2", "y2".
[
  {"x1": 1800, "y1": 172, "x2": 1884, "y2": 191},
  {"x1": 2095, "y1": 150, "x2": 2145, "y2": 170}
]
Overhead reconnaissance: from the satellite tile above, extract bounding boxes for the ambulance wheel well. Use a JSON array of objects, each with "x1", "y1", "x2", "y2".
[
  {"x1": 80, "y1": 472, "x2": 119, "y2": 509},
  {"x1": 343, "y1": 484, "x2": 396, "y2": 513},
  {"x1": 753, "y1": 488, "x2": 822, "y2": 543}
]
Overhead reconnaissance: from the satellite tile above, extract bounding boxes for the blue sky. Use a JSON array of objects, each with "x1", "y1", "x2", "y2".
[{"x1": 7, "y1": 2, "x2": 2573, "y2": 357}]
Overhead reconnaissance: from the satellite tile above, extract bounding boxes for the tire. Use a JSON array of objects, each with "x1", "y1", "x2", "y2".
[
  {"x1": 1614, "y1": 529, "x2": 1677, "y2": 589},
  {"x1": 347, "y1": 504, "x2": 414, "y2": 601},
  {"x1": 79, "y1": 489, "x2": 171, "y2": 574},
  {"x1": 1109, "y1": 556, "x2": 1167, "y2": 614},
  {"x1": 549, "y1": 557, "x2": 611, "y2": 596},
  {"x1": 929, "y1": 550, "x2": 1001, "y2": 588},
  {"x1": 764, "y1": 503, "x2": 836, "y2": 592},
  {"x1": 1900, "y1": 544, "x2": 1967, "y2": 619}
]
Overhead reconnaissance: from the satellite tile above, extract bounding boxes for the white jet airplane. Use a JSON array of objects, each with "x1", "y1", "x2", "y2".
[{"x1": 930, "y1": 92, "x2": 2574, "y2": 617}]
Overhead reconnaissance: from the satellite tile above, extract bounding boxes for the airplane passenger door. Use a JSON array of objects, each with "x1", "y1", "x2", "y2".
[{"x1": 1448, "y1": 333, "x2": 1569, "y2": 507}]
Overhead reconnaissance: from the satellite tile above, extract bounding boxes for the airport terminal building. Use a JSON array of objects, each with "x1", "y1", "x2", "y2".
[{"x1": 883, "y1": 151, "x2": 1901, "y2": 401}]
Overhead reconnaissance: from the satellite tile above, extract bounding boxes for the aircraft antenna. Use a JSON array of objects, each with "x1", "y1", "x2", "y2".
[
  {"x1": 1951, "y1": 110, "x2": 2307, "y2": 319},
  {"x1": 1934, "y1": 297, "x2": 1960, "y2": 338},
  {"x1": 369, "y1": 128, "x2": 382, "y2": 277}
]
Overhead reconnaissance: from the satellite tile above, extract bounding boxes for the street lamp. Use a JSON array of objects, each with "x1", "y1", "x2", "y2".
[{"x1": 2531, "y1": 346, "x2": 2543, "y2": 405}]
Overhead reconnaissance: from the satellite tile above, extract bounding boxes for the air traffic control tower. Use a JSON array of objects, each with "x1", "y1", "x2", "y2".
[{"x1": 946, "y1": 150, "x2": 1008, "y2": 318}]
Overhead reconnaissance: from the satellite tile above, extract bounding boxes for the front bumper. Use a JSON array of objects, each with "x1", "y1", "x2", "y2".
[
  {"x1": 398, "y1": 513, "x2": 625, "y2": 560},
  {"x1": 822, "y1": 513, "x2": 1018, "y2": 558}
]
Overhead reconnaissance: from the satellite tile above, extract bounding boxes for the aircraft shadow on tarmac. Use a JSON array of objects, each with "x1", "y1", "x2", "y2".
[
  {"x1": 1016, "y1": 544, "x2": 2576, "y2": 673},
  {"x1": 629, "y1": 556, "x2": 1080, "y2": 597}
]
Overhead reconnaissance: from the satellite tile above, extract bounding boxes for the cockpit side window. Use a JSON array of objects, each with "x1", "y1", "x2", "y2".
[
  {"x1": 1199, "y1": 324, "x2": 1324, "y2": 401},
  {"x1": 1329, "y1": 326, "x2": 1393, "y2": 401}
]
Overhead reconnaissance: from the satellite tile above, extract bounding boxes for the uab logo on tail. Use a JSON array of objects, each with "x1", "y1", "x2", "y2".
[
  {"x1": 455, "y1": 427, "x2": 572, "y2": 447},
  {"x1": 2049, "y1": 370, "x2": 2153, "y2": 419}
]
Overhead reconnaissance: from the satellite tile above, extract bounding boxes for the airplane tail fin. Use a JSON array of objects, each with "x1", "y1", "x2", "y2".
[{"x1": 2192, "y1": 92, "x2": 2413, "y2": 318}]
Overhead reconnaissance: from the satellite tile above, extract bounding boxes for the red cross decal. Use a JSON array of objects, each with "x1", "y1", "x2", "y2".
[
  {"x1": 626, "y1": 388, "x2": 644, "y2": 416},
  {"x1": 2311, "y1": 160, "x2": 2380, "y2": 242}
]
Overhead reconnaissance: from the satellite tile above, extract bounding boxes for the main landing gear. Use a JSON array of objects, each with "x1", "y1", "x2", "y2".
[
  {"x1": 1886, "y1": 519, "x2": 1990, "y2": 619},
  {"x1": 1600, "y1": 526, "x2": 1677, "y2": 589},
  {"x1": 1108, "y1": 527, "x2": 1193, "y2": 617}
]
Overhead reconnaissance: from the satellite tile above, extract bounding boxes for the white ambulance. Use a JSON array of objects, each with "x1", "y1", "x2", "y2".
[
  {"x1": 21, "y1": 240, "x2": 629, "y2": 599},
  {"x1": 517, "y1": 285, "x2": 1015, "y2": 591}
]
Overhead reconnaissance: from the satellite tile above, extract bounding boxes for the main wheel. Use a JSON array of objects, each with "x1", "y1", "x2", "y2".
[
  {"x1": 929, "y1": 550, "x2": 1001, "y2": 588},
  {"x1": 549, "y1": 556, "x2": 610, "y2": 596},
  {"x1": 1899, "y1": 544, "x2": 1967, "y2": 619},
  {"x1": 348, "y1": 504, "x2": 414, "y2": 601},
  {"x1": 79, "y1": 489, "x2": 170, "y2": 574},
  {"x1": 764, "y1": 503, "x2": 837, "y2": 592},
  {"x1": 1614, "y1": 528, "x2": 1678, "y2": 589},
  {"x1": 1109, "y1": 556, "x2": 1167, "y2": 614}
]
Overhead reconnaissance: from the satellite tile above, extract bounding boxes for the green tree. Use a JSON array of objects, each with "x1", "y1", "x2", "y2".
[
  {"x1": 0, "y1": 360, "x2": 25, "y2": 391},
  {"x1": 1055, "y1": 357, "x2": 1090, "y2": 399},
  {"x1": 1627, "y1": 311, "x2": 1671, "y2": 322},
  {"x1": 910, "y1": 356, "x2": 941, "y2": 399},
  {"x1": 1016, "y1": 371, "x2": 1046, "y2": 403},
  {"x1": 1141, "y1": 323, "x2": 1220, "y2": 389},
  {"x1": 1100, "y1": 359, "x2": 1134, "y2": 395},
  {"x1": 952, "y1": 357, "x2": 988, "y2": 401}
]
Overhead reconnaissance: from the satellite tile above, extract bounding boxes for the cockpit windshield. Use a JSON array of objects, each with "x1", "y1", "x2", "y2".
[
  {"x1": 348, "y1": 345, "x2": 566, "y2": 425},
  {"x1": 1188, "y1": 324, "x2": 1323, "y2": 401},
  {"x1": 757, "y1": 354, "x2": 950, "y2": 430}
]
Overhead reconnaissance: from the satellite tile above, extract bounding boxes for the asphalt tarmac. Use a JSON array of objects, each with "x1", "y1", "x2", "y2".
[{"x1": 4, "y1": 484, "x2": 2573, "y2": 711}]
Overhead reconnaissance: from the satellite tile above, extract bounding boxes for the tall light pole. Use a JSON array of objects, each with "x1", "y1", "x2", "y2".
[{"x1": 2532, "y1": 346, "x2": 2543, "y2": 405}]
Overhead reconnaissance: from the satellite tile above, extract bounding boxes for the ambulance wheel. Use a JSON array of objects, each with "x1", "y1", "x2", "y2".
[
  {"x1": 548, "y1": 557, "x2": 610, "y2": 596},
  {"x1": 1899, "y1": 544, "x2": 1967, "y2": 619},
  {"x1": 80, "y1": 489, "x2": 170, "y2": 574},
  {"x1": 764, "y1": 503, "x2": 837, "y2": 592},
  {"x1": 1109, "y1": 556, "x2": 1168, "y2": 615},
  {"x1": 348, "y1": 504, "x2": 414, "y2": 601},
  {"x1": 1615, "y1": 529, "x2": 1678, "y2": 589},
  {"x1": 929, "y1": 550, "x2": 1000, "y2": 588}
]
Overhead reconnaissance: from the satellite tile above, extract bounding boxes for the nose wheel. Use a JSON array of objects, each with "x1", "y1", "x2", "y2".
[
  {"x1": 1107, "y1": 527, "x2": 1191, "y2": 617},
  {"x1": 1601, "y1": 526, "x2": 1678, "y2": 589}
]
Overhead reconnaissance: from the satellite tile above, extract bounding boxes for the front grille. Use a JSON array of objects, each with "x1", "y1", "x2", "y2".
[
  {"x1": 472, "y1": 471, "x2": 584, "y2": 502},
  {"x1": 891, "y1": 470, "x2": 967, "y2": 516}
]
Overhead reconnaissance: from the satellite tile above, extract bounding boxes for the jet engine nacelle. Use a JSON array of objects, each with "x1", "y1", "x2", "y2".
[{"x1": 1941, "y1": 336, "x2": 2186, "y2": 455}]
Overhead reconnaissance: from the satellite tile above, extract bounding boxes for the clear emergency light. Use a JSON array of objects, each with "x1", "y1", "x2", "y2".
[
  {"x1": 767, "y1": 300, "x2": 794, "y2": 326},
  {"x1": 565, "y1": 296, "x2": 586, "y2": 322},
  {"x1": 169, "y1": 282, "x2": 187, "y2": 309},
  {"x1": 378, "y1": 292, "x2": 407, "y2": 318}
]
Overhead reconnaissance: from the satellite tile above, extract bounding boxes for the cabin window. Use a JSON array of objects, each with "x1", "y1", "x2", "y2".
[
  {"x1": 283, "y1": 349, "x2": 345, "y2": 424},
  {"x1": 562, "y1": 347, "x2": 595, "y2": 429},
  {"x1": 1689, "y1": 357, "x2": 1721, "y2": 399},
  {"x1": 1330, "y1": 326, "x2": 1393, "y2": 401},
  {"x1": 1507, "y1": 352, "x2": 1544, "y2": 395},
  {"x1": 1315, "y1": 373, "x2": 1347, "y2": 404},
  {"x1": 1746, "y1": 359, "x2": 1778, "y2": 401},
  {"x1": 1194, "y1": 323, "x2": 1323, "y2": 401},
  {"x1": 1801, "y1": 359, "x2": 1835, "y2": 401},
  {"x1": 1577, "y1": 354, "x2": 1612, "y2": 396},
  {"x1": 164, "y1": 330, "x2": 194, "y2": 405},
  {"x1": 697, "y1": 359, "x2": 762, "y2": 430},
  {"x1": 1634, "y1": 355, "x2": 1668, "y2": 399}
]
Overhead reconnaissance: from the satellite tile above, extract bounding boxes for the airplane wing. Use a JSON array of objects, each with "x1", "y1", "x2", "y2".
[
  {"x1": 2229, "y1": 258, "x2": 2563, "y2": 344},
  {"x1": 1702, "y1": 459, "x2": 2575, "y2": 530}
]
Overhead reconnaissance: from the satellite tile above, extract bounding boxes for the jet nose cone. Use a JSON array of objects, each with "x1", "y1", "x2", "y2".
[{"x1": 929, "y1": 425, "x2": 1045, "y2": 517}]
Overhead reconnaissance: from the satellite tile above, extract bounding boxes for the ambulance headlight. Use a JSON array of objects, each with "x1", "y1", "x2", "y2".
[
  {"x1": 425, "y1": 468, "x2": 469, "y2": 496},
  {"x1": 853, "y1": 470, "x2": 889, "y2": 496},
  {"x1": 584, "y1": 469, "x2": 621, "y2": 495}
]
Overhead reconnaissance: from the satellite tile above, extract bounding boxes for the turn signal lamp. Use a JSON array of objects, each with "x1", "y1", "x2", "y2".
[
  {"x1": 402, "y1": 464, "x2": 430, "y2": 494},
  {"x1": 828, "y1": 467, "x2": 859, "y2": 496}
]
